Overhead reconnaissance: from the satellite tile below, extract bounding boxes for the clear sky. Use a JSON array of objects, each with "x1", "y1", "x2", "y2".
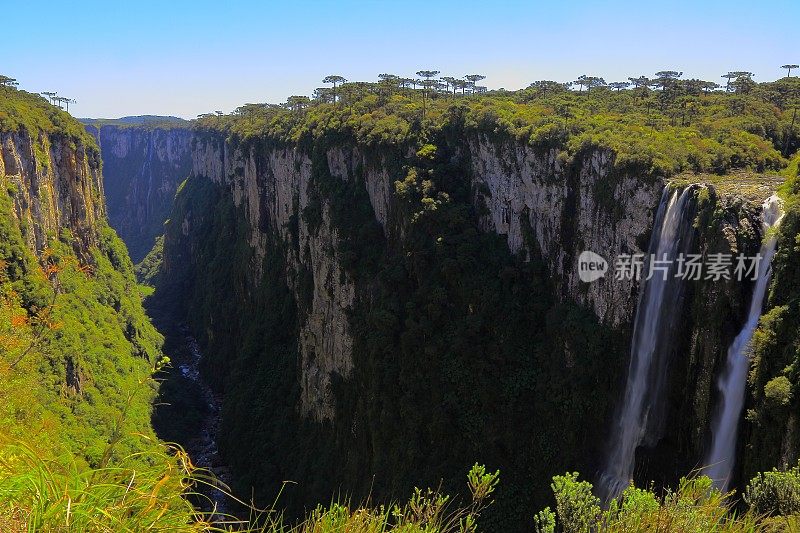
[{"x1": 5, "y1": 0, "x2": 798, "y2": 119}]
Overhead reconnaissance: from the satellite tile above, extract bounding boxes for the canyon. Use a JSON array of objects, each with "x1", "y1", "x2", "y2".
[
  {"x1": 3, "y1": 80, "x2": 799, "y2": 529},
  {"x1": 91, "y1": 119, "x2": 796, "y2": 527}
]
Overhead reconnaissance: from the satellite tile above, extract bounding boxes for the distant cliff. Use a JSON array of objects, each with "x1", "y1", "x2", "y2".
[{"x1": 85, "y1": 122, "x2": 192, "y2": 262}]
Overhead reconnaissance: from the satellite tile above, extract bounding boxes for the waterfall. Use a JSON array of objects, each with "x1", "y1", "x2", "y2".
[
  {"x1": 598, "y1": 186, "x2": 696, "y2": 500},
  {"x1": 704, "y1": 195, "x2": 784, "y2": 491}
]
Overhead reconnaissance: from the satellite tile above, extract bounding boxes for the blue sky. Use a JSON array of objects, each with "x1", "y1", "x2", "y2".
[{"x1": 4, "y1": 0, "x2": 798, "y2": 118}]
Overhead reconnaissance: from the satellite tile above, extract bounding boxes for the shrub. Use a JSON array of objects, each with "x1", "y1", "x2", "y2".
[{"x1": 744, "y1": 463, "x2": 800, "y2": 517}]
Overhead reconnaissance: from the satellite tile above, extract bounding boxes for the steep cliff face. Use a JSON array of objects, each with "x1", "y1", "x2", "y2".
[
  {"x1": 179, "y1": 135, "x2": 652, "y2": 422},
  {"x1": 87, "y1": 124, "x2": 192, "y2": 262},
  {"x1": 447, "y1": 140, "x2": 771, "y2": 487},
  {"x1": 469, "y1": 137, "x2": 661, "y2": 326},
  {"x1": 1, "y1": 129, "x2": 104, "y2": 259}
]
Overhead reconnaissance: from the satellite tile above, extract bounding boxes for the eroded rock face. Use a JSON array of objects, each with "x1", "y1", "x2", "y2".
[
  {"x1": 469, "y1": 137, "x2": 663, "y2": 327},
  {"x1": 89, "y1": 125, "x2": 192, "y2": 262},
  {"x1": 0, "y1": 130, "x2": 104, "y2": 259},
  {"x1": 180, "y1": 135, "x2": 663, "y2": 421},
  {"x1": 184, "y1": 139, "x2": 357, "y2": 421},
  {"x1": 175, "y1": 131, "x2": 771, "y2": 453}
]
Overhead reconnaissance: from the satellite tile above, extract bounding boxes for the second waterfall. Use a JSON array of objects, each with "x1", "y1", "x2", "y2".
[{"x1": 704, "y1": 195, "x2": 784, "y2": 491}]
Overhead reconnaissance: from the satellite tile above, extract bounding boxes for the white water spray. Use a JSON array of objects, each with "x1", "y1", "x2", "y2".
[
  {"x1": 599, "y1": 186, "x2": 696, "y2": 500},
  {"x1": 705, "y1": 195, "x2": 783, "y2": 491}
]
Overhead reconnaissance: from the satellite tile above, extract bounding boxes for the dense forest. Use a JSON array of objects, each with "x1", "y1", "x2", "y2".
[{"x1": 1, "y1": 67, "x2": 800, "y2": 532}]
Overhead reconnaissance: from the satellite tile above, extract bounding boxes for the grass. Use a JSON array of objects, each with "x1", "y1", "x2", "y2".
[
  {"x1": 3, "y1": 440, "x2": 800, "y2": 532},
  {"x1": 0, "y1": 437, "x2": 500, "y2": 533}
]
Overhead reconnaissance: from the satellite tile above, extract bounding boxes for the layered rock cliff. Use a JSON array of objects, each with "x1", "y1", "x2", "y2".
[
  {"x1": 86, "y1": 123, "x2": 192, "y2": 262},
  {"x1": 139, "y1": 115, "x2": 777, "y2": 528},
  {"x1": 1, "y1": 129, "x2": 104, "y2": 260}
]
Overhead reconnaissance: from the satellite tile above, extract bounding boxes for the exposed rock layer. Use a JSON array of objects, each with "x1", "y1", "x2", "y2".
[{"x1": 1, "y1": 130, "x2": 104, "y2": 259}]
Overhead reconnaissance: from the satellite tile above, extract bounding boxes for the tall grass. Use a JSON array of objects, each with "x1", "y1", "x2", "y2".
[
  {"x1": 0, "y1": 438, "x2": 209, "y2": 532},
  {"x1": 0, "y1": 436, "x2": 499, "y2": 533}
]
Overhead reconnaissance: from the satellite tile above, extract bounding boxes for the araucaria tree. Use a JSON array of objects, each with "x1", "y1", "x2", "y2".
[
  {"x1": 0, "y1": 75, "x2": 19, "y2": 88},
  {"x1": 722, "y1": 72, "x2": 737, "y2": 91},
  {"x1": 322, "y1": 75, "x2": 347, "y2": 103},
  {"x1": 781, "y1": 64, "x2": 799, "y2": 77},
  {"x1": 464, "y1": 74, "x2": 486, "y2": 95},
  {"x1": 416, "y1": 70, "x2": 440, "y2": 118}
]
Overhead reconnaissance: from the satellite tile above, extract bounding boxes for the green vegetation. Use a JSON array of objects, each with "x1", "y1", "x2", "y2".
[
  {"x1": 0, "y1": 440, "x2": 500, "y2": 532},
  {"x1": 534, "y1": 469, "x2": 800, "y2": 532},
  {"x1": 136, "y1": 235, "x2": 164, "y2": 286},
  {"x1": 0, "y1": 85, "x2": 95, "y2": 146},
  {"x1": 149, "y1": 70, "x2": 800, "y2": 530},
  {"x1": 0, "y1": 177, "x2": 163, "y2": 464},
  {"x1": 195, "y1": 72, "x2": 799, "y2": 178},
  {"x1": 155, "y1": 133, "x2": 625, "y2": 529},
  {"x1": 81, "y1": 115, "x2": 190, "y2": 130},
  {"x1": 5, "y1": 68, "x2": 800, "y2": 530},
  {"x1": 3, "y1": 437, "x2": 800, "y2": 532},
  {"x1": 0, "y1": 80, "x2": 173, "y2": 529}
]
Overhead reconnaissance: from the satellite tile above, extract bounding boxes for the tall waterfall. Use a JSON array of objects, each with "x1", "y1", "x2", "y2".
[
  {"x1": 599, "y1": 186, "x2": 696, "y2": 500},
  {"x1": 705, "y1": 195, "x2": 784, "y2": 491}
]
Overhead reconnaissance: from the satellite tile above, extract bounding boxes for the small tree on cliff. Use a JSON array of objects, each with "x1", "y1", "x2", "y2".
[
  {"x1": 781, "y1": 64, "x2": 799, "y2": 78},
  {"x1": 322, "y1": 75, "x2": 347, "y2": 103}
]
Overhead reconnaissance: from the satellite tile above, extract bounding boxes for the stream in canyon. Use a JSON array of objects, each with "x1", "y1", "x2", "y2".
[
  {"x1": 165, "y1": 329, "x2": 234, "y2": 521},
  {"x1": 178, "y1": 332, "x2": 230, "y2": 515}
]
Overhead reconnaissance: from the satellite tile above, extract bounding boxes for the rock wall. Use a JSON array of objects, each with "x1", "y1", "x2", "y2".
[
  {"x1": 177, "y1": 133, "x2": 773, "y2": 438},
  {"x1": 88, "y1": 125, "x2": 192, "y2": 262},
  {"x1": 469, "y1": 136, "x2": 662, "y2": 326},
  {"x1": 179, "y1": 137, "x2": 359, "y2": 421},
  {"x1": 0, "y1": 129, "x2": 104, "y2": 259}
]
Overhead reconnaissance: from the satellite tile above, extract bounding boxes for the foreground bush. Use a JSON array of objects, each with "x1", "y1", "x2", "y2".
[{"x1": 535, "y1": 469, "x2": 800, "y2": 533}]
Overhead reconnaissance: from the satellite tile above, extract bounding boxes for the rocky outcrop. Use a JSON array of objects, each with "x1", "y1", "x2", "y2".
[
  {"x1": 88, "y1": 125, "x2": 192, "y2": 262},
  {"x1": 0, "y1": 130, "x2": 104, "y2": 259},
  {"x1": 469, "y1": 137, "x2": 662, "y2": 327}
]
